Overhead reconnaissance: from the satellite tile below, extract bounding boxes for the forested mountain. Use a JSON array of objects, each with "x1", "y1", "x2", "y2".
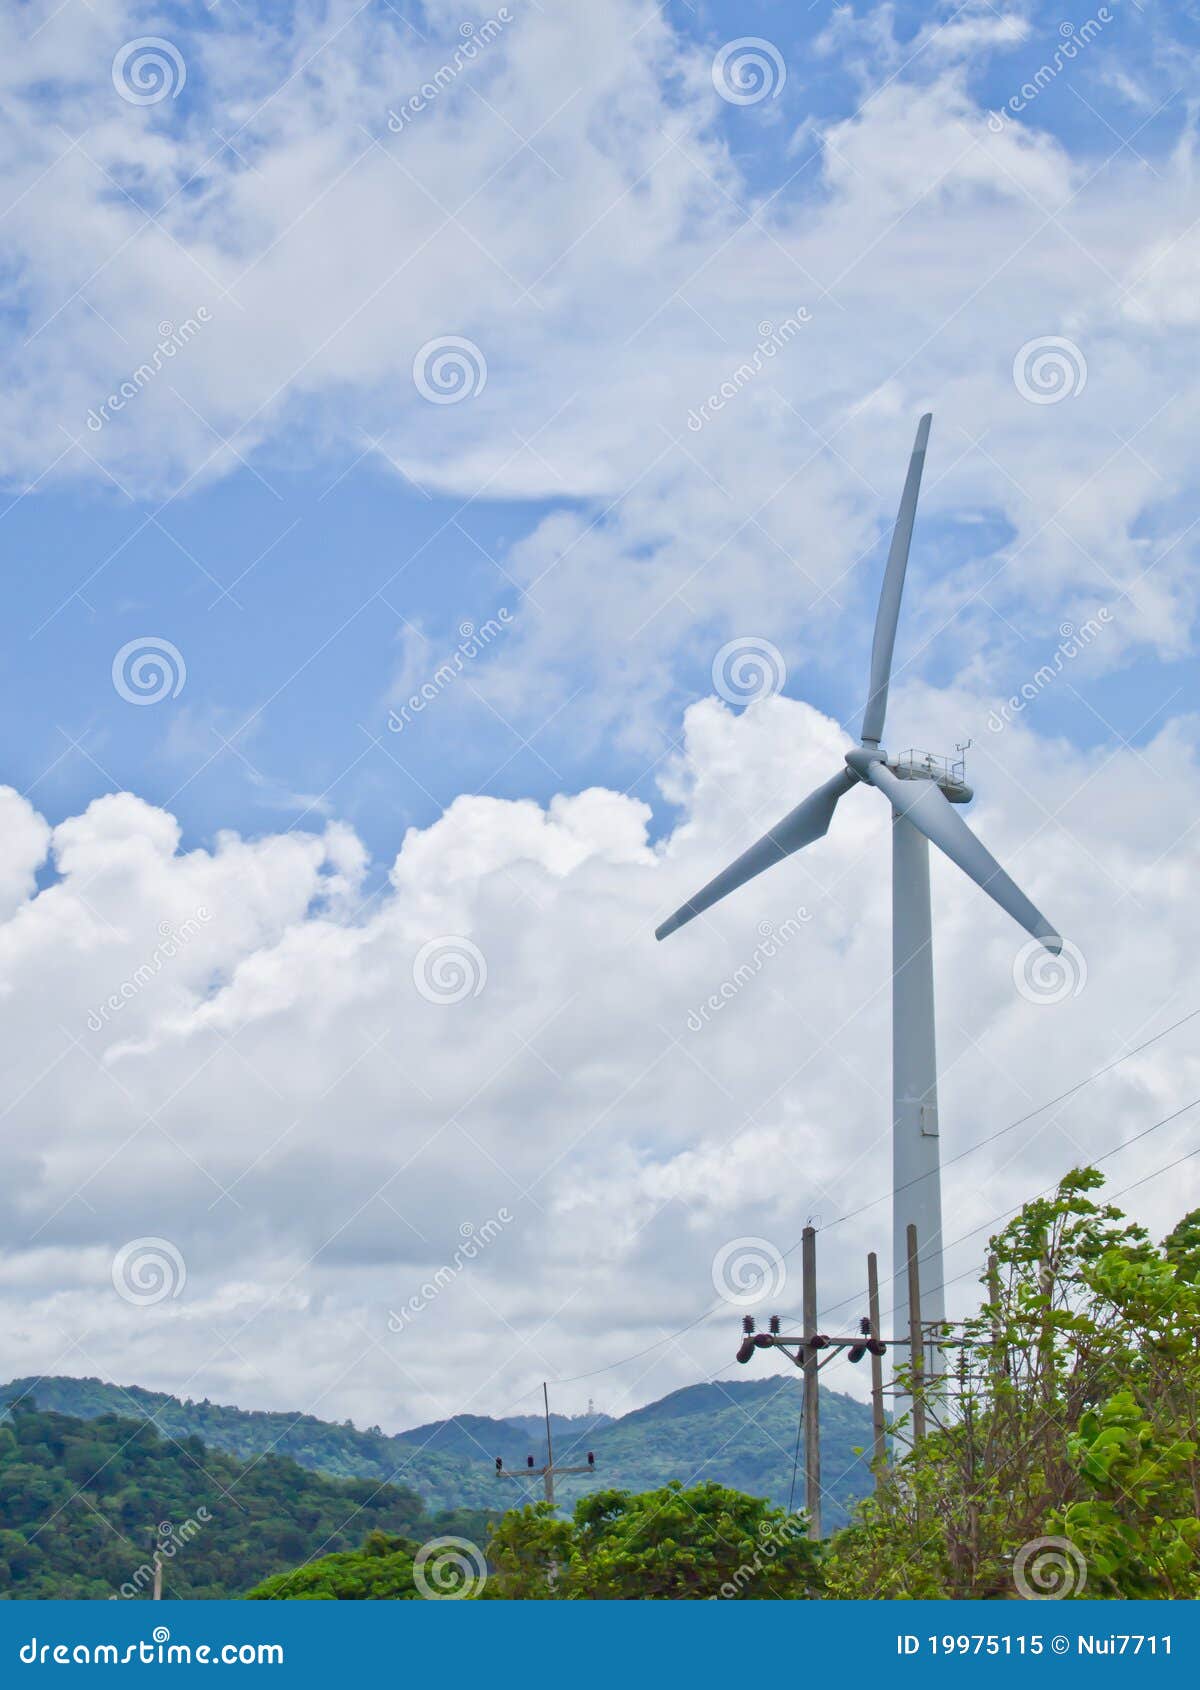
[
  {"x1": 0, "y1": 1403, "x2": 493, "y2": 1600},
  {"x1": 0, "y1": 1377, "x2": 500, "y2": 1514},
  {"x1": 547, "y1": 1378, "x2": 872, "y2": 1528},
  {"x1": 1, "y1": 1372, "x2": 875, "y2": 1533}
]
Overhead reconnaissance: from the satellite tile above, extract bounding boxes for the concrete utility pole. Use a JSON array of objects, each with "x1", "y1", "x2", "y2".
[
  {"x1": 801, "y1": 1226, "x2": 821, "y2": 1537},
  {"x1": 905, "y1": 1222, "x2": 927, "y2": 1445},
  {"x1": 735, "y1": 1234, "x2": 891, "y2": 1527},
  {"x1": 866, "y1": 1251, "x2": 888, "y2": 1478},
  {"x1": 495, "y1": 1383, "x2": 597, "y2": 1505}
]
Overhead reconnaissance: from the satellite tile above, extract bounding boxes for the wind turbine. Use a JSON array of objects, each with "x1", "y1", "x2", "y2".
[{"x1": 655, "y1": 414, "x2": 1062, "y2": 1383}]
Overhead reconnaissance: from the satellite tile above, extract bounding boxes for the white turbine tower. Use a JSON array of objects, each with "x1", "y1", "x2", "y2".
[{"x1": 655, "y1": 414, "x2": 1062, "y2": 1384}]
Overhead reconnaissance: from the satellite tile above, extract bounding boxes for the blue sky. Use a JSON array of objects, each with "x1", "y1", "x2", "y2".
[
  {"x1": 3, "y1": 0, "x2": 1200, "y2": 1426},
  {"x1": 6, "y1": 0, "x2": 1196, "y2": 867}
]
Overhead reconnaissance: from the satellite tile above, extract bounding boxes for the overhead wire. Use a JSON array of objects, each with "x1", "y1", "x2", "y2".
[{"x1": 537, "y1": 1005, "x2": 1200, "y2": 1388}]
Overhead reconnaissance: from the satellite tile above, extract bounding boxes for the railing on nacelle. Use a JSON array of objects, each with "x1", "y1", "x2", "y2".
[{"x1": 893, "y1": 747, "x2": 968, "y2": 788}]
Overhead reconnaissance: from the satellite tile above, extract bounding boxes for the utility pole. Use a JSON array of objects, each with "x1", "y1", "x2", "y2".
[
  {"x1": 495, "y1": 1383, "x2": 597, "y2": 1505},
  {"x1": 866, "y1": 1250, "x2": 887, "y2": 1479},
  {"x1": 737, "y1": 1233, "x2": 891, "y2": 1528},
  {"x1": 801, "y1": 1225, "x2": 821, "y2": 1537},
  {"x1": 542, "y1": 1382, "x2": 555, "y2": 1504},
  {"x1": 737, "y1": 1231, "x2": 886, "y2": 1533},
  {"x1": 906, "y1": 1223, "x2": 927, "y2": 1446}
]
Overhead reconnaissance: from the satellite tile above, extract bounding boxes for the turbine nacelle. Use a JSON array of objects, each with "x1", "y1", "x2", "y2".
[{"x1": 846, "y1": 746, "x2": 973, "y2": 804}]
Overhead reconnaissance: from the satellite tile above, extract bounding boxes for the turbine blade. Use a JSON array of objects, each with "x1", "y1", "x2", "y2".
[
  {"x1": 861, "y1": 413, "x2": 932, "y2": 748},
  {"x1": 865, "y1": 761, "x2": 1061, "y2": 952},
  {"x1": 655, "y1": 768, "x2": 856, "y2": 941}
]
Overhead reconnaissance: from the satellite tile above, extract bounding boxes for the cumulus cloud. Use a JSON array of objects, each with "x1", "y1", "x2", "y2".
[
  {"x1": 2, "y1": 0, "x2": 1198, "y2": 748},
  {"x1": 1, "y1": 683, "x2": 1198, "y2": 1427},
  {"x1": 3, "y1": 0, "x2": 1199, "y2": 1433}
]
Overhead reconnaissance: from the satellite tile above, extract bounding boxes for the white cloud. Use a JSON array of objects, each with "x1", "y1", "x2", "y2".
[
  {"x1": 1, "y1": 686, "x2": 1198, "y2": 1427},
  {"x1": 3, "y1": 0, "x2": 1200, "y2": 1433},
  {"x1": 3, "y1": 0, "x2": 1198, "y2": 741}
]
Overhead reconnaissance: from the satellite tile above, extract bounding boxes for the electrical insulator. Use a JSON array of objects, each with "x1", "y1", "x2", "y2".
[
  {"x1": 768, "y1": 1314, "x2": 781, "y2": 1334},
  {"x1": 526, "y1": 1455, "x2": 535, "y2": 1469},
  {"x1": 587, "y1": 1452, "x2": 595, "y2": 1466},
  {"x1": 495, "y1": 1457, "x2": 503, "y2": 1471},
  {"x1": 742, "y1": 1315, "x2": 755, "y2": 1334},
  {"x1": 848, "y1": 1315, "x2": 871, "y2": 1363}
]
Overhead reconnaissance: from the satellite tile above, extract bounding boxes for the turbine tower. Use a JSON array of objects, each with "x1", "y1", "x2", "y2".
[{"x1": 655, "y1": 414, "x2": 1062, "y2": 1390}]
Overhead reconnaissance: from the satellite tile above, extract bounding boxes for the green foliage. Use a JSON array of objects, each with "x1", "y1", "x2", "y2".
[
  {"x1": 544, "y1": 1381, "x2": 871, "y2": 1530},
  {"x1": 824, "y1": 1170, "x2": 1200, "y2": 1600},
  {"x1": 0, "y1": 1379, "x2": 498, "y2": 1516},
  {"x1": 245, "y1": 1532, "x2": 421, "y2": 1601},
  {"x1": 14, "y1": 1168, "x2": 1197, "y2": 1603},
  {"x1": 483, "y1": 1481, "x2": 823, "y2": 1599},
  {"x1": 0, "y1": 1373, "x2": 876, "y2": 1533},
  {"x1": 1057, "y1": 1392, "x2": 1199, "y2": 1597},
  {"x1": 0, "y1": 1405, "x2": 489, "y2": 1600}
]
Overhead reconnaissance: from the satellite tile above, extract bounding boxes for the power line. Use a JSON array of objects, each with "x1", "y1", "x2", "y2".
[
  {"x1": 546, "y1": 1306, "x2": 718, "y2": 1387},
  {"x1": 539, "y1": 1007, "x2": 1200, "y2": 1389},
  {"x1": 794, "y1": 1003, "x2": 1200, "y2": 1247},
  {"x1": 825, "y1": 1094, "x2": 1200, "y2": 1336},
  {"x1": 786, "y1": 1398, "x2": 803, "y2": 1513}
]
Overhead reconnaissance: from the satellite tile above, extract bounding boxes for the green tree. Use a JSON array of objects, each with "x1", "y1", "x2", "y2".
[
  {"x1": 0, "y1": 1405, "x2": 491, "y2": 1599},
  {"x1": 245, "y1": 1532, "x2": 421, "y2": 1600},
  {"x1": 825, "y1": 1170, "x2": 1200, "y2": 1600},
  {"x1": 484, "y1": 1481, "x2": 822, "y2": 1599}
]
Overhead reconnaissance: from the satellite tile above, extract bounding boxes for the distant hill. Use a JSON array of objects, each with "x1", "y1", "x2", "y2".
[
  {"x1": 0, "y1": 1377, "x2": 500, "y2": 1515},
  {"x1": 549, "y1": 1379, "x2": 874, "y2": 1529},
  {"x1": 395, "y1": 1408, "x2": 610, "y2": 1467},
  {"x1": 0, "y1": 1402, "x2": 493, "y2": 1600},
  {"x1": 1, "y1": 1372, "x2": 876, "y2": 1534}
]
